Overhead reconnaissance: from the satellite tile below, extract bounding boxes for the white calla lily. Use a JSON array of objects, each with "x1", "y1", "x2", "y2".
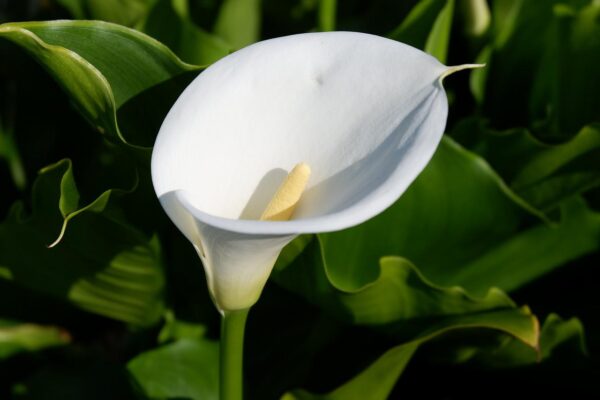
[{"x1": 152, "y1": 31, "x2": 480, "y2": 312}]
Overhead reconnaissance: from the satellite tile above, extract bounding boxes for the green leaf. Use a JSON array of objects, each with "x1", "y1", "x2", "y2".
[
  {"x1": 157, "y1": 310, "x2": 207, "y2": 343},
  {"x1": 0, "y1": 160, "x2": 165, "y2": 326},
  {"x1": 453, "y1": 119, "x2": 600, "y2": 212},
  {"x1": 283, "y1": 342, "x2": 419, "y2": 400},
  {"x1": 284, "y1": 307, "x2": 539, "y2": 400},
  {"x1": 424, "y1": 0, "x2": 455, "y2": 63},
  {"x1": 318, "y1": 0, "x2": 337, "y2": 32},
  {"x1": 458, "y1": 0, "x2": 491, "y2": 37},
  {"x1": 142, "y1": 0, "x2": 231, "y2": 65},
  {"x1": 538, "y1": 2, "x2": 600, "y2": 138},
  {"x1": 293, "y1": 137, "x2": 599, "y2": 297},
  {"x1": 389, "y1": 0, "x2": 447, "y2": 48},
  {"x1": 341, "y1": 257, "x2": 516, "y2": 325},
  {"x1": 0, "y1": 20, "x2": 199, "y2": 148},
  {"x1": 451, "y1": 198, "x2": 600, "y2": 296},
  {"x1": 56, "y1": 0, "x2": 156, "y2": 27},
  {"x1": 128, "y1": 338, "x2": 219, "y2": 400},
  {"x1": 274, "y1": 237, "x2": 539, "y2": 339},
  {"x1": 213, "y1": 0, "x2": 262, "y2": 50},
  {"x1": 0, "y1": 117, "x2": 26, "y2": 190},
  {"x1": 302, "y1": 137, "x2": 529, "y2": 290},
  {"x1": 470, "y1": 0, "x2": 598, "y2": 139},
  {"x1": 388, "y1": 0, "x2": 454, "y2": 62},
  {"x1": 0, "y1": 319, "x2": 70, "y2": 360}
]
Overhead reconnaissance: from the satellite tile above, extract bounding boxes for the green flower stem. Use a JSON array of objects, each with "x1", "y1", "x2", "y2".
[{"x1": 220, "y1": 308, "x2": 250, "y2": 400}]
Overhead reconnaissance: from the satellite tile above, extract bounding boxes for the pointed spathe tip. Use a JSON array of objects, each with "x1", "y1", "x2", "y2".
[{"x1": 438, "y1": 63, "x2": 486, "y2": 83}]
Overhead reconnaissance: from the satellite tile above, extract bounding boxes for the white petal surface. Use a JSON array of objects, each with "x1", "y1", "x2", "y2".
[{"x1": 152, "y1": 31, "x2": 455, "y2": 310}]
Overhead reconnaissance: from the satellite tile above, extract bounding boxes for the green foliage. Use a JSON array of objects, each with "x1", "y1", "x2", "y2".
[
  {"x1": 128, "y1": 337, "x2": 219, "y2": 400},
  {"x1": 0, "y1": 117, "x2": 26, "y2": 189},
  {"x1": 0, "y1": 20, "x2": 199, "y2": 147},
  {"x1": 0, "y1": 160, "x2": 165, "y2": 326},
  {"x1": 389, "y1": 0, "x2": 454, "y2": 62},
  {"x1": 284, "y1": 307, "x2": 538, "y2": 400},
  {"x1": 470, "y1": 0, "x2": 599, "y2": 140},
  {"x1": 453, "y1": 120, "x2": 600, "y2": 212},
  {"x1": 214, "y1": 0, "x2": 262, "y2": 49},
  {"x1": 142, "y1": 0, "x2": 231, "y2": 65},
  {"x1": 0, "y1": 319, "x2": 69, "y2": 360},
  {"x1": 57, "y1": 0, "x2": 157, "y2": 27},
  {"x1": 0, "y1": 0, "x2": 597, "y2": 398},
  {"x1": 464, "y1": 313, "x2": 587, "y2": 367}
]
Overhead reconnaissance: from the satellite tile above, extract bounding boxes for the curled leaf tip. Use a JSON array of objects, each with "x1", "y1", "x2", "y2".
[
  {"x1": 439, "y1": 63, "x2": 486, "y2": 83},
  {"x1": 260, "y1": 163, "x2": 311, "y2": 221},
  {"x1": 47, "y1": 220, "x2": 68, "y2": 248}
]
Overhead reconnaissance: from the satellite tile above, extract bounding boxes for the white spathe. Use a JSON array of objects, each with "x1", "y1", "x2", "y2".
[{"x1": 152, "y1": 31, "x2": 474, "y2": 311}]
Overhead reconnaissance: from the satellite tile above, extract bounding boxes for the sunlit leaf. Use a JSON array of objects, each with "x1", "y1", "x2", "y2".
[
  {"x1": 275, "y1": 252, "x2": 519, "y2": 331},
  {"x1": 279, "y1": 137, "x2": 599, "y2": 297},
  {"x1": 0, "y1": 20, "x2": 199, "y2": 148}
]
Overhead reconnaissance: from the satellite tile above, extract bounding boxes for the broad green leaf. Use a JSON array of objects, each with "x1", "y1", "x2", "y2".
[
  {"x1": 453, "y1": 120, "x2": 600, "y2": 211},
  {"x1": 318, "y1": 0, "x2": 337, "y2": 32},
  {"x1": 307, "y1": 137, "x2": 533, "y2": 291},
  {"x1": 284, "y1": 307, "x2": 538, "y2": 400},
  {"x1": 275, "y1": 240, "x2": 523, "y2": 336},
  {"x1": 0, "y1": 20, "x2": 199, "y2": 147},
  {"x1": 143, "y1": 0, "x2": 231, "y2": 65},
  {"x1": 340, "y1": 257, "x2": 515, "y2": 326},
  {"x1": 0, "y1": 319, "x2": 70, "y2": 360},
  {"x1": 128, "y1": 338, "x2": 219, "y2": 400},
  {"x1": 213, "y1": 0, "x2": 261, "y2": 49},
  {"x1": 0, "y1": 160, "x2": 164, "y2": 326},
  {"x1": 451, "y1": 197, "x2": 600, "y2": 295},
  {"x1": 424, "y1": 0, "x2": 454, "y2": 63},
  {"x1": 300, "y1": 137, "x2": 598, "y2": 296}
]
